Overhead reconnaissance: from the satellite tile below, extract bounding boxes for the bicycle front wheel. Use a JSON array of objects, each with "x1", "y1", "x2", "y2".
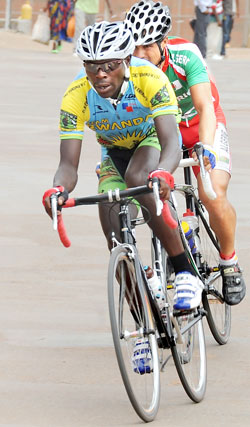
[
  {"x1": 198, "y1": 207, "x2": 231, "y2": 345},
  {"x1": 108, "y1": 245, "x2": 160, "y2": 422},
  {"x1": 152, "y1": 235, "x2": 206, "y2": 402},
  {"x1": 171, "y1": 311, "x2": 207, "y2": 403}
]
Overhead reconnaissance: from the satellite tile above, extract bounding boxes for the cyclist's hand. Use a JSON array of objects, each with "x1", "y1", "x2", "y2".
[
  {"x1": 148, "y1": 169, "x2": 174, "y2": 201},
  {"x1": 42, "y1": 186, "x2": 69, "y2": 218},
  {"x1": 192, "y1": 144, "x2": 217, "y2": 172}
]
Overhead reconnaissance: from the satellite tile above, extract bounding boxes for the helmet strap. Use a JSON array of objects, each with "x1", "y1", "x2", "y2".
[
  {"x1": 107, "y1": 61, "x2": 130, "y2": 108},
  {"x1": 156, "y1": 41, "x2": 165, "y2": 67}
]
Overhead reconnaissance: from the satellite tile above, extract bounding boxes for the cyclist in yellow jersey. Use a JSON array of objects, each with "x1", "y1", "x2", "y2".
[{"x1": 43, "y1": 21, "x2": 205, "y2": 322}]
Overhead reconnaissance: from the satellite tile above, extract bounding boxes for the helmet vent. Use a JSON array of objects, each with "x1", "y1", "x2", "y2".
[
  {"x1": 77, "y1": 21, "x2": 135, "y2": 61},
  {"x1": 124, "y1": 0, "x2": 172, "y2": 46}
]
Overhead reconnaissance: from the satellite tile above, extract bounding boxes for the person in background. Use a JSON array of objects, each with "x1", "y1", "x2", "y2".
[
  {"x1": 73, "y1": 0, "x2": 113, "y2": 53},
  {"x1": 207, "y1": 0, "x2": 223, "y2": 59},
  {"x1": 220, "y1": 0, "x2": 240, "y2": 57},
  {"x1": 125, "y1": 0, "x2": 246, "y2": 306},
  {"x1": 60, "y1": 0, "x2": 75, "y2": 43},
  {"x1": 44, "y1": 0, "x2": 74, "y2": 53},
  {"x1": 193, "y1": 0, "x2": 213, "y2": 58}
]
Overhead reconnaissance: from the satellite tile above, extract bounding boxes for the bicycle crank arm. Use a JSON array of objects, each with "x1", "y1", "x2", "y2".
[{"x1": 121, "y1": 328, "x2": 155, "y2": 341}]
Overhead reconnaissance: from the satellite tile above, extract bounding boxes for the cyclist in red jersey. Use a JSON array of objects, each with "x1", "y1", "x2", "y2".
[{"x1": 125, "y1": 0, "x2": 245, "y2": 306}]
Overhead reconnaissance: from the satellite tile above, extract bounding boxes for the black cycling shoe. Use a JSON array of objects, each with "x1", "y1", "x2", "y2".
[{"x1": 221, "y1": 263, "x2": 246, "y2": 306}]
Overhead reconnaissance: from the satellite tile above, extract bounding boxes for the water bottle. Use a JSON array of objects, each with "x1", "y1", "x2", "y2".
[
  {"x1": 144, "y1": 266, "x2": 166, "y2": 310},
  {"x1": 181, "y1": 220, "x2": 196, "y2": 254},
  {"x1": 182, "y1": 209, "x2": 201, "y2": 253}
]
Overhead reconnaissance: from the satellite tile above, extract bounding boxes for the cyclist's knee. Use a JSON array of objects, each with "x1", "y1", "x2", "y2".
[
  {"x1": 125, "y1": 169, "x2": 147, "y2": 188},
  {"x1": 203, "y1": 193, "x2": 230, "y2": 219},
  {"x1": 210, "y1": 169, "x2": 230, "y2": 194}
]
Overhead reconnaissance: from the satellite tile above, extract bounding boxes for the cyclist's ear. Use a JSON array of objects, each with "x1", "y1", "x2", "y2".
[
  {"x1": 124, "y1": 55, "x2": 132, "y2": 66},
  {"x1": 161, "y1": 37, "x2": 168, "y2": 49}
]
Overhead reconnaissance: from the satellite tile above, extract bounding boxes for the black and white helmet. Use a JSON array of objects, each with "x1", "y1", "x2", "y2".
[
  {"x1": 125, "y1": 0, "x2": 172, "y2": 45},
  {"x1": 76, "y1": 21, "x2": 135, "y2": 61}
]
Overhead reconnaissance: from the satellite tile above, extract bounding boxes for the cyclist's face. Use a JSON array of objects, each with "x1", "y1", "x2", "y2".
[
  {"x1": 133, "y1": 38, "x2": 168, "y2": 68},
  {"x1": 84, "y1": 59, "x2": 126, "y2": 98}
]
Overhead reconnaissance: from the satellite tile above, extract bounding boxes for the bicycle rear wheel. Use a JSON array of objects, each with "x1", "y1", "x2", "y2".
[
  {"x1": 197, "y1": 207, "x2": 231, "y2": 345},
  {"x1": 171, "y1": 310, "x2": 207, "y2": 402},
  {"x1": 108, "y1": 245, "x2": 160, "y2": 422}
]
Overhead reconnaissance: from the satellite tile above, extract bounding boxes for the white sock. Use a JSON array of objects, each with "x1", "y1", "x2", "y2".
[{"x1": 219, "y1": 254, "x2": 238, "y2": 266}]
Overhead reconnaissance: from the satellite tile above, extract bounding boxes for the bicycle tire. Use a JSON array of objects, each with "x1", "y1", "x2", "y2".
[
  {"x1": 152, "y1": 239, "x2": 206, "y2": 403},
  {"x1": 171, "y1": 312, "x2": 207, "y2": 402},
  {"x1": 197, "y1": 206, "x2": 231, "y2": 345},
  {"x1": 108, "y1": 245, "x2": 160, "y2": 422}
]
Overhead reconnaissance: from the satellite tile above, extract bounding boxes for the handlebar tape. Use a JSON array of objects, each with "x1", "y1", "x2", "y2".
[
  {"x1": 161, "y1": 202, "x2": 178, "y2": 229},
  {"x1": 149, "y1": 170, "x2": 178, "y2": 229},
  {"x1": 42, "y1": 185, "x2": 65, "y2": 207},
  {"x1": 57, "y1": 215, "x2": 71, "y2": 248},
  {"x1": 56, "y1": 198, "x2": 76, "y2": 247},
  {"x1": 63, "y1": 198, "x2": 76, "y2": 208}
]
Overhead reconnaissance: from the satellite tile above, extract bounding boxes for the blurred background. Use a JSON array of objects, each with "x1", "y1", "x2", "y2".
[{"x1": 1, "y1": 0, "x2": 250, "y2": 47}]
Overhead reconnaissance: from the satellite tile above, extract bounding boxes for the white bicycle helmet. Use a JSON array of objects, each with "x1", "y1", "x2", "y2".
[
  {"x1": 125, "y1": 0, "x2": 172, "y2": 45},
  {"x1": 76, "y1": 21, "x2": 135, "y2": 61}
]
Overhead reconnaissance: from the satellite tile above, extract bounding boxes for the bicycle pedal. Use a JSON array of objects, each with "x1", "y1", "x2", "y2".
[
  {"x1": 198, "y1": 307, "x2": 207, "y2": 317},
  {"x1": 173, "y1": 308, "x2": 196, "y2": 317}
]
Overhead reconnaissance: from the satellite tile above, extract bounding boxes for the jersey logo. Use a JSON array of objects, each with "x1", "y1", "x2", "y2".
[
  {"x1": 94, "y1": 105, "x2": 109, "y2": 114},
  {"x1": 122, "y1": 102, "x2": 135, "y2": 112},
  {"x1": 60, "y1": 110, "x2": 77, "y2": 129},
  {"x1": 177, "y1": 89, "x2": 191, "y2": 101},
  {"x1": 151, "y1": 87, "x2": 170, "y2": 106},
  {"x1": 172, "y1": 80, "x2": 183, "y2": 91},
  {"x1": 124, "y1": 93, "x2": 136, "y2": 100}
]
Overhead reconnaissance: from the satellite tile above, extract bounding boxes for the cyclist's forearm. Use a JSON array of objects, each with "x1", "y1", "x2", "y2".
[
  {"x1": 53, "y1": 165, "x2": 78, "y2": 193},
  {"x1": 53, "y1": 139, "x2": 82, "y2": 191},
  {"x1": 159, "y1": 144, "x2": 181, "y2": 174},
  {"x1": 190, "y1": 82, "x2": 216, "y2": 146},
  {"x1": 155, "y1": 114, "x2": 181, "y2": 173},
  {"x1": 198, "y1": 105, "x2": 216, "y2": 146}
]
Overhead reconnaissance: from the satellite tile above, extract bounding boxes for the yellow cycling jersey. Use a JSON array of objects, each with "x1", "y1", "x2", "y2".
[{"x1": 60, "y1": 56, "x2": 180, "y2": 150}]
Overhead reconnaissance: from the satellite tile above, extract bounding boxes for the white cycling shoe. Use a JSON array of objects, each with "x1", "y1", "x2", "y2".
[
  {"x1": 173, "y1": 271, "x2": 204, "y2": 311},
  {"x1": 132, "y1": 337, "x2": 153, "y2": 375}
]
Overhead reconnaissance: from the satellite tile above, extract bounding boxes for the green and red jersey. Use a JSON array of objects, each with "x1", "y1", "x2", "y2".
[{"x1": 162, "y1": 36, "x2": 226, "y2": 129}]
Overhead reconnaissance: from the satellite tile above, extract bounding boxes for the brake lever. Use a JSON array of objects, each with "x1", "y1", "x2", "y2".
[
  {"x1": 51, "y1": 194, "x2": 58, "y2": 231},
  {"x1": 152, "y1": 179, "x2": 163, "y2": 216},
  {"x1": 194, "y1": 142, "x2": 217, "y2": 200},
  {"x1": 194, "y1": 142, "x2": 206, "y2": 178}
]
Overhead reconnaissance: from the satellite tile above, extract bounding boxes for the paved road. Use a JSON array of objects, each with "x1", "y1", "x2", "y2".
[{"x1": 0, "y1": 31, "x2": 250, "y2": 426}]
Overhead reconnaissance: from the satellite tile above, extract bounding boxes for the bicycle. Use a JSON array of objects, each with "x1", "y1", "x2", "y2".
[
  {"x1": 159, "y1": 143, "x2": 231, "y2": 346},
  {"x1": 50, "y1": 151, "x2": 210, "y2": 422}
]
